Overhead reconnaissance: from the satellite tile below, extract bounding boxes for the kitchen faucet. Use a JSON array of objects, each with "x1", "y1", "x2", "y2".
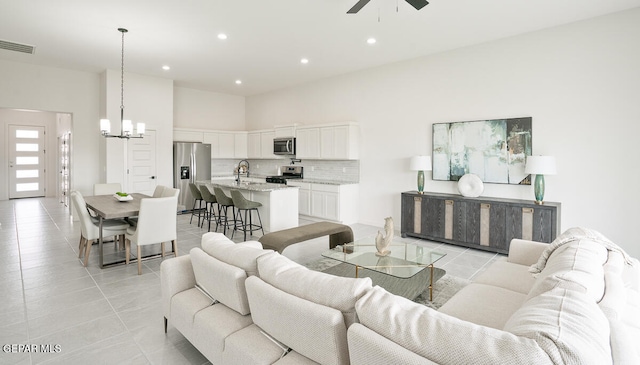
[{"x1": 236, "y1": 160, "x2": 250, "y2": 183}]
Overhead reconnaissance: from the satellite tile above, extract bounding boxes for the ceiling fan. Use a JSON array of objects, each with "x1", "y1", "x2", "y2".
[{"x1": 347, "y1": 0, "x2": 429, "y2": 14}]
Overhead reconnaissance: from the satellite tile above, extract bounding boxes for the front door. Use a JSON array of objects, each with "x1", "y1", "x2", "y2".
[
  {"x1": 127, "y1": 129, "x2": 157, "y2": 195},
  {"x1": 8, "y1": 125, "x2": 46, "y2": 198}
]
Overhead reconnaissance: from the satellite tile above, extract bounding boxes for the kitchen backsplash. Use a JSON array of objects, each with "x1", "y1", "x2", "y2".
[{"x1": 212, "y1": 159, "x2": 360, "y2": 183}]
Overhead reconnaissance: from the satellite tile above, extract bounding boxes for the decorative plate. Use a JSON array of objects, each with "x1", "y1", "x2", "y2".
[
  {"x1": 457, "y1": 174, "x2": 484, "y2": 197},
  {"x1": 113, "y1": 194, "x2": 133, "y2": 202}
]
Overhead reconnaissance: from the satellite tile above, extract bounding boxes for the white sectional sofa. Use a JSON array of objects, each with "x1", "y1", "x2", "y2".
[{"x1": 161, "y1": 229, "x2": 640, "y2": 364}]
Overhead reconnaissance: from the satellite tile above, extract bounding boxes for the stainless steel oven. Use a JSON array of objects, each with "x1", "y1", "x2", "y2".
[{"x1": 273, "y1": 137, "x2": 296, "y2": 155}]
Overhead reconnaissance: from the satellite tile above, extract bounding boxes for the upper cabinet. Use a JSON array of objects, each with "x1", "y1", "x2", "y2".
[
  {"x1": 247, "y1": 129, "x2": 282, "y2": 159},
  {"x1": 297, "y1": 122, "x2": 359, "y2": 160},
  {"x1": 296, "y1": 128, "x2": 320, "y2": 159},
  {"x1": 175, "y1": 121, "x2": 359, "y2": 160},
  {"x1": 275, "y1": 125, "x2": 296, "y2": 138},
  {"x1": 173, "y1": 129, "x2": 203, "y2": 143},
  {"x1": 203, "y1": 131, "x2": 247, "y2": 159}
]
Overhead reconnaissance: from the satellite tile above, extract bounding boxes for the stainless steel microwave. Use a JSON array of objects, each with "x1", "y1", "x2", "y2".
[{"x1": 274, "y1": 137, "x2": 296, "y2": 155}]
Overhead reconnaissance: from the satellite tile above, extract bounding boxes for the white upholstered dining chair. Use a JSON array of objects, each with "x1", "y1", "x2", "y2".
[
  {"x1": 71, "y1": 191, "x2": 130, "y2": 267},
  {"x1": 161, "y1": 187, "x2": 180, "y2": 198},
  {"x1": 93, "y1": 183, "x2": 122, "y2": 195},
  {"x1": 125, "y1": 196, "x2": 178, "y2": 275},
  {"x1": 152, "y1": 185, "x2": 165, "y2": 197}
]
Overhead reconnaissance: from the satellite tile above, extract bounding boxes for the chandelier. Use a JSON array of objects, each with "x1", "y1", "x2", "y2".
[{"x1": 100, "y1": 28, "x2": 144, "y2": 139}]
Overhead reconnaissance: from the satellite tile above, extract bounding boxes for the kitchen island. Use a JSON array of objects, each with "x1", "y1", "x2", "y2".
[{"x1": 197, "y1": 180, "x2": 299, "y2": 233}]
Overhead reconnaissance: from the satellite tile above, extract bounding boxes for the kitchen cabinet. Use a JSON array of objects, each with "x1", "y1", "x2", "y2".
[
  {"x1": 275, "y1": 126, "x2": 296, "y2": 138},
  {"x1": 235, "y1": 133, "x2": 248, "y2": 158},
  {"x1": 247, "y1": 132, "x2": 261, "y2": 158},
  {"x1": 400, "y1": 192, "x2": 561, "y2": 254},
  {"x1": 288, "y1": 181, "x2": 311, "y2": 215},
  {"x1": 246, "y1": 130, "x2": 283, "y2": 159},
  {"x1": 296, "y1": 122, "x2": 359, "y2": 160},
  {"x1": 295, "y1": 128, "x2": 320, "y2": 159},
  {"x1": 173, "y1": 129, "x2": 203, "y2": 143},
  {"x1": 261, "y1": 131, "x2": 277, "y2": 159},
  {"x1": 288, "y1": 182, "x2": 358, "y2": 224},
  {"x1": 203, "y1": 131, "x2": 247, "y2": 158}
]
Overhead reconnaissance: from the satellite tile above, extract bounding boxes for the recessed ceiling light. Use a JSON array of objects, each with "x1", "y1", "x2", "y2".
[
  {"x1": 218, "y1": 33, "x2": 228, "y2": 40},
  {"x1": 162, "y1": 65, "x2": 170, "y2": 70},
  {"x1": 300, "y1": 58, "x2": 309, "y2": 64},
  {"x1": 367, "y1": 38, "x2": 377, "y2": 45},
  {"x1": 235, "y1": 80, "x2": 242, "y2": 85}
]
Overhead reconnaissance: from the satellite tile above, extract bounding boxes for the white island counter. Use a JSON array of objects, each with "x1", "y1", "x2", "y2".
[{"x1": 197, "y1": 180, "x2": 299, "y2": 233}]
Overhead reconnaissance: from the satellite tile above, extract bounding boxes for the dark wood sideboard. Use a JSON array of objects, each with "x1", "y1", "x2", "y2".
[{"x1": 401, "y1": 191, "x2": 561, "y2": 254}]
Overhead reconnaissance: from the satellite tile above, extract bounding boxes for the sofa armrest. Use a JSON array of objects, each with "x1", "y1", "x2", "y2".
[
  {"x1": 161, "y1": 255, "x2": 196, "y2": 320},
  {"x1": 507, "y1": 239, "x2": 548, "y2": 266}
]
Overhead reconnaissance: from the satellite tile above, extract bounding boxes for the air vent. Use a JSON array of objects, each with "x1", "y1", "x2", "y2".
[{"x1": 0, "y1": 39, "x2": 35, "y2": 54}]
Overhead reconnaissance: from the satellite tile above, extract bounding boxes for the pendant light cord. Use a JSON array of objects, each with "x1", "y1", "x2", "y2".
[{"x1": 119, "y1": 28, "x2": 127, "y2": 123}]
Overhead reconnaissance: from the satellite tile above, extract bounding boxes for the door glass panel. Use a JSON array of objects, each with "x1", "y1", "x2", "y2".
[
  {"x1": 16, "y1": 170, "x2": 39, "y2": 178},
  {"x1": 16, "y1": 143, "x2": 39, "y2": 152},
  {"x1": 16, "y1": 183, "x2": 39, "y2": 192},
  {"x1": 16, "y1": 156, "x2": 39, "y2": 165},
  {"x1": 15, "y1": 130, "x2": 39, "y2": 138}
]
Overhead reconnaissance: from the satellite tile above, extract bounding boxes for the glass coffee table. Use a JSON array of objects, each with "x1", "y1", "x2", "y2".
[{"x1": 321, "y1": 240, "x2": 446, "y2": 301}]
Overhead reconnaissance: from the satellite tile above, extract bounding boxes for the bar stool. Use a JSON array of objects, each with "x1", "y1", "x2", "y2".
[
  {"x1": 230, "y1": 189, "x2": 264, "y2": 241},
  {"x1": 189, "y1": 183, "x2": 205, "y2": 226},
  {"x1": 198, "y1": 185, "x2": 218, "y2": 232},
  {"x1": 213, "y1": 187, "x2": 235, "y2": 235}
]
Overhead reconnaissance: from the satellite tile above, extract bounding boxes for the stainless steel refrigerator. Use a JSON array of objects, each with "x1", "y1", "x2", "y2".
[{"x1": 173, "y1": 142, "x2": 211, "y2": 212}]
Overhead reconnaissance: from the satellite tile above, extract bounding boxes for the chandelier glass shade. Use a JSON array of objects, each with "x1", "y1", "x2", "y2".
[{"x1": 100, "y1": 28, "x2": 144, "y2": 139}]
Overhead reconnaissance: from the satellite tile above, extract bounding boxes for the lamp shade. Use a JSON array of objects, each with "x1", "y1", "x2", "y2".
[
  {"x1": 525, "y1": 156, "x2": 557, "y2": 175},
  {"x1": 100, "y1": 119, "x2": 111, "y2": 134},
  {"x1": 410, "y1": 156, "x2": 432, "y2": 171}
]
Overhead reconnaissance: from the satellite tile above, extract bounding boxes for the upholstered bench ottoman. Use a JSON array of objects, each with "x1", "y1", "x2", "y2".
[{"x1": 258, "y1": 222, "x2": 354, "y2": 253}]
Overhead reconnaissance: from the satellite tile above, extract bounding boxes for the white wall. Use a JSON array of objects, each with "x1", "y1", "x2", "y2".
[
  {"x1": 0, "y1": 59, "x2": 101, "y2": 198},
  {"x1": 246, "y1": 9, "x2": 640, "y2": 257},
  {"x1": 174, "y1": 86, "x2": 246, "y2": 130}
]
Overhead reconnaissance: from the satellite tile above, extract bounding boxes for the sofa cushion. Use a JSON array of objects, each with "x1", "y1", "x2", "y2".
[
  {"x1": 245, "y1": 276, "x2": 350, "y2": 365},
  {"x1": 222, "y1": 324, "x2": 285, "y2": 365},
  {"x1": 438, "y1": 283, "x2": 527, "y2": 329},
  {"x1": 527, "y1": 239, "x2": 607, "y2": 301},
  {"x1": 190, "y1": 247, "x2": 251, "y2": 315},
  {"x1": 598, "y1": 251, "x2": 640, "y2": 364},
  {"x1": 473, "y1": 258, "x2": 536, "y2": 294},
  {"x1": 256, "y1": 252, "x2": 372, "y2": 327},
  {"x1": 192, "y1": 302, "x2": 253, "y2": 363},
  {"x1": 504, "y1": 286, "x2": 611, "y2": 364},
  {"x1": 200, "y1": 232, "x2": 270, "y2": 276},
  {"x1": 170, "y1": 287, "x2": 214, "y2": 337},
  {"x1": 355, "y1": 286, "x2": 552, "y2": 364},
  {"x1": 348, "y1": 323, "x2": 437, "y2": 365}
]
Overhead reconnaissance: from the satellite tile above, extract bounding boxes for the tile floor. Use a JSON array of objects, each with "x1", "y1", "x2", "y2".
[{"x1": 0, "y1": 197, "x2": 502, "y2": 364}]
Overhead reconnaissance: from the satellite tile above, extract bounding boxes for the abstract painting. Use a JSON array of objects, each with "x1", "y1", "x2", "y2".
[{"x1": 432, "y1": 117, "x2": 532, "y2": 185}]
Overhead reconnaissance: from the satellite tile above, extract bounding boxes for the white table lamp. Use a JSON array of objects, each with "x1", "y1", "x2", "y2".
[
  {"x1": 410, "y1": 156, "x2": 432, "y2": 194},
  {"x1": 524, "y1": 155, "x2": 557, "y2": 204}
]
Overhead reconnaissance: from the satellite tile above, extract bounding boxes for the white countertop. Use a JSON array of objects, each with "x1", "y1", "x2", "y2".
[{"x1": 198, "y1": 179, "x2": 298, "y2": 192}]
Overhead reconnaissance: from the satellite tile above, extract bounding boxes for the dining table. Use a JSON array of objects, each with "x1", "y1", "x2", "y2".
[{"x1": 84, "y1": 193, "x2": 149, "y2": 269}]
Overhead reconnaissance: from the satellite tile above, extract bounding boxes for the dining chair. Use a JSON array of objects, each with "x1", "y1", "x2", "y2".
[
  {"x1": 93, "y1": 183, "x2": 122, "y2": 195},
  {"x1": 213, "y1": 187, "x2": 235, "y2": 235},
  {"x1": 230, "y1": 189, "x2": 264, "y2": 240},
  {"x1": 189, "y1": 183, "x2": 205, "y2": 226},
  {"x1": 198, "y1": 185, "x2": 218, "y2": 232},
  {"x1": 152, "y1": 185, "x2": 165, "y2": 197},
  {"x1": 161, "y1": 187, "x2": 180, "y2": 198},
  {"x1": 125, "y1": 196, "x2": 178, "y2": 275},
  {"x1": 71, "y1": 191, "x2": 130, "y2": 267}
]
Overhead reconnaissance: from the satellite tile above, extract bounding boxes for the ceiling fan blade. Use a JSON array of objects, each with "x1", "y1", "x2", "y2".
[
  {"x1": 347, "y1": 0, "x2": 371, "y2": 14},
  {"x1": 405, "y1": 0, "x2": 429, "y2": 11}
]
